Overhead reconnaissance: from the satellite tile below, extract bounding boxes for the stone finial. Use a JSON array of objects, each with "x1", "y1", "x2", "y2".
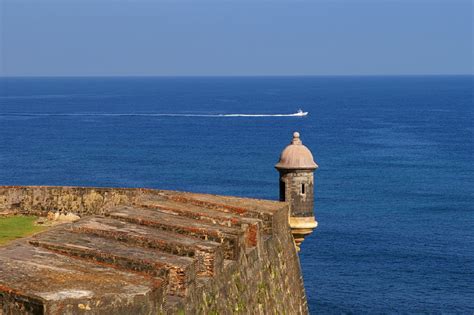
[{"x1": 291, "y1": 132, "x2": 302, "y2": 145}]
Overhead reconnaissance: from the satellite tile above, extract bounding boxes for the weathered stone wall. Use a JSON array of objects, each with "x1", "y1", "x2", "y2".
[
  {"x1": 170, "y1": 196, "x2": 308, "y2": 314},
  {"x1": 0, "y1": 186, "x2": 310, "y2": 315},
  {"x1": 0, "y1": 186, "x2": 143, "y2": 216},
  {"x1": 279, "y1": 170, "x2": 315, "y2": 218}
]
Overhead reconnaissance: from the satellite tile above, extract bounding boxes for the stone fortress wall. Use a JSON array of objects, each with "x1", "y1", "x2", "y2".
[{"x1": 0, "y1": 186, "x2": 309, "y2": 314}]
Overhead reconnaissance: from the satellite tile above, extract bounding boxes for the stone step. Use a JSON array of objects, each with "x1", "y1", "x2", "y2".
[
  {"x1": 108, "y1": 206, "x2": 246, "y2": 260},
  {"x1": 0, "y1": 244, "x2": 166, "y2": 314},
  {"x1": 151, "y1": 190, "x2": 283, "y2": 233},
  {"x1": 136, "y1": 197, "x2": 262, "y2": 247},
  {"x1": 29, "y1": 230, "x2": 197, "y2": 297},
  {"x1": 71, "y1": 216, "x2": 224, "y2": 277}
]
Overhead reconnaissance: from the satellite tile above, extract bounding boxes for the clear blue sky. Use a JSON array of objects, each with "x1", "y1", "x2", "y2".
[{"x1": 1, "y1": 0, "x2": 472, "y2": 76}]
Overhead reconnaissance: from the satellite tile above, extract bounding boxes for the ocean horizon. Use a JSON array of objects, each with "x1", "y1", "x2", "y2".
[{"x1": 0, "y1": 75, "x2": 473, "y2": 313}]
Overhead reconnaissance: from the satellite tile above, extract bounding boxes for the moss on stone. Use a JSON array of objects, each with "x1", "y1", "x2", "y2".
[{"x1": 233, "y1": 300, "x2": 245, "y2": 313}]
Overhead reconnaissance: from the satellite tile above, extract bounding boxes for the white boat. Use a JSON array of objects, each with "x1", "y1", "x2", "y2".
[{"x1": 293, "y1": 109, "x2": 308, "y2": 117}]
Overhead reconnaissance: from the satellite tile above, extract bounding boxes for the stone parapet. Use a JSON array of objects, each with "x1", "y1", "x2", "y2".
[{"x1": 0, "y1": 186, "x2": 309, "y2": 314}]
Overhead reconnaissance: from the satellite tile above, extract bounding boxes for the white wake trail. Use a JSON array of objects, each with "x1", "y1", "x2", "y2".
[{"x1": 0, "y1": 112, "x2": 308, "y2": 118}]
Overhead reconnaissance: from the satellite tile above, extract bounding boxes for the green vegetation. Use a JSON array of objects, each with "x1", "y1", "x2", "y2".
[
  {"x1": 234, "y1": 301, "x2": 245, "y2": 313},
  {"x1": 0, "y1": 216, "x2": 47, "y2": 245}
]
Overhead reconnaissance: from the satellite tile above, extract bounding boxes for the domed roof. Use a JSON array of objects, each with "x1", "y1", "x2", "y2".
[{"x1": 275, "y1": 132, "x2": 318, "y2": 170}]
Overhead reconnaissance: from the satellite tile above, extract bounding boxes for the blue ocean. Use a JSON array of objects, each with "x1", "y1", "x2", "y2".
[{"x1": 0, "y1": 76, "x2": 472, "y2": 313}]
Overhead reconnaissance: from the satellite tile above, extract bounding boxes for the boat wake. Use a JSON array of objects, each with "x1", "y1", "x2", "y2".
[{"x1": 0, "y1": 110, "x2": 308, "y2": 118}]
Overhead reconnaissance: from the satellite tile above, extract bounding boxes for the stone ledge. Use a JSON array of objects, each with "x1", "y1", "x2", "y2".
[{"x1": 71, "y1": 216, "x2": 224, "y2": 277}]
